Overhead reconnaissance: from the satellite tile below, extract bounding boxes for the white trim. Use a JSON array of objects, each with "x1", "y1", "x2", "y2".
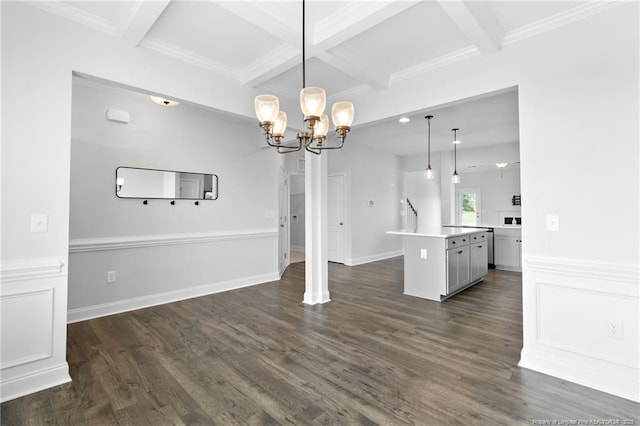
[
  {"x1": 0, "y1": 363, "x2": 71, "y2": 403},
  {"x1": 504, "y1": 1, "x2": 626, "y2": 46},
  {"x1": 69, "y1": 229, "x2": 278, "y2": 253},
  {"x1": 67, "y1": 272, "x2": 280, "y2": 324},
  {"x1": 345, "y1": 250, "x2": 403, "y2": 267},
  {"x1": 519, "y1": 350, "x2": 639, "y2": 403},
  {"x1": 391, "y1": 46, "x2": 479, "y2": 83},
  {"x1": 0, "y1": 258, "x2": 65, "y2": 283},
  {"x1": 525, "y1": 255, "x2": 639, "y2": 286},
  {"x1": 139, "y1": 37, "x2": 239, "y2": 80}
]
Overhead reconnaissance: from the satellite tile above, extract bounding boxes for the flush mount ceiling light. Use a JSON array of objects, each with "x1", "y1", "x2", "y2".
[
  {"x1": 424, "y1": 115, "x2": 435, "y2": 180},
  {"x1": 399, "y1": 117, "x2": 410, "y2": 123},
  {"x1": 496, "y1": 162, "x2": 508, "y2": 177},
  {"x1": 150, "y1": 96, "x2": 179, "y2": 107},
  {"x1": 254, "y1": 0, "x2": 354, "y2": 155},
  {"x1": 452, "y1": 128, "x2": 461, "y2": 184}
]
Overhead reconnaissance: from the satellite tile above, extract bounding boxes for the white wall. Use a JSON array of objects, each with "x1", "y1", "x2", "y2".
[
  {"x1": 456, "y1": 168, "x2": 520, "y2": 226},
  {"x1": 328, "y1": 143, "x2": 403, "y2": 265},
  {"x1": 290, "y1": 174, "x2": 305, "y2": 250},
  {"x1": 354, "y1": 4, "x2": 640, "y2": 401},
  {"x1": 403, "y1": 142, "x2": 520, "y2": 225},
  {"x1": 67, "y1": 79, "x2": 279, "y2": 317},
  {"x1": 2, "y1": 1, "x2": 638, "y2": 403}
]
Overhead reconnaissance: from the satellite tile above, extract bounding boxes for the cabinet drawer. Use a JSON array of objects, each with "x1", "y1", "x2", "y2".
[
  {"x1": 447, "y1": 235, "x2": 470, "y2": 249},
  {"x1": 470, "y1": 232, "x2": 487, "y2": 243}
]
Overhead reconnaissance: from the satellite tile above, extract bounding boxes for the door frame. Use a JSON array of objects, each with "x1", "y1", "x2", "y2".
[
  {"x1": 455, "y1": 187, "x2": 482, "y2": 226},
  {"x1": 287, "y1": 171, "x2": 305, "y2": 257},
  {"x1": 328, "y1": 172, "x2": 348, "y2": 264},
  {"x1": 278, "y1": 167, "x2": 289, "y2": 276}
]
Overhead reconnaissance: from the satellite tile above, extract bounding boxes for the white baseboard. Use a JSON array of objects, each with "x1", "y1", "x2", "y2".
[
  {"x1": 1, "y1": 363, "x2": 70, "y2": 403},
  {"x1": 67, "y1": 272, "x2": 280, "y2": 323},
  {"x1": 519, "y1": 349, "x2": 639, "y2": 403},
  {"x1": 345, "y1": 250, "x2": 403, "y2": 266}
]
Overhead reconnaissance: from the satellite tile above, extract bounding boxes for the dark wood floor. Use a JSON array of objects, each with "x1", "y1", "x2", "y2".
[{"x1": 2, "y1": 257, "x2": 638, "y2": 425}]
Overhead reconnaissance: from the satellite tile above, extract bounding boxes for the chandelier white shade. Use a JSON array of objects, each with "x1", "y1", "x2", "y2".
[{"x1": 254, "y1": 95, "x2": 279, "y2": 123}]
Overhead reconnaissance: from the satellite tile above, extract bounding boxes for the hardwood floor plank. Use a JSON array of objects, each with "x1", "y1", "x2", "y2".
[{"x1": 2, "y1": 258, "x2": 638, "y2": 425}]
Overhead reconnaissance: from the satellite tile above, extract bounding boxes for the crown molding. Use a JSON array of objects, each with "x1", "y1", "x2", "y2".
[
  {"x1": 138, "y1": 37, "x2": 240, "y2": 80},
  {"x1": 27, "y1": 1, "x2": 142, "y2": 37},
  {"x1": 240, "y1": 44, "x2": 300, "y2": 87},
  {"x1": 504, "y1": 0, "x2": 627, "y2": 46},
  {"x1": 390, "y1": 46, "x2": 479, "y2": 83}
]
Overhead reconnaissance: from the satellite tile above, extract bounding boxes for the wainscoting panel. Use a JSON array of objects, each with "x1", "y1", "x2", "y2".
[
  {"x1": 1, "y1": 288, "x2": 54, "y2": 369},
  {"x1": 520, "y1": 256, "x2": 639, "y2": 402},
  {"x1": 0, "y1": 258, "x2": 71, "y2": 402},
  {"x1": 68, "y1": 229, "x2": 279, "y2": 323}
]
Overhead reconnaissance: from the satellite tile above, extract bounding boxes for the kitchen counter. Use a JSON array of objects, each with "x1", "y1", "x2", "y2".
[
  {"x1": 387, "y1": 228, "x2": 489, "y2": 302},
  {"x1": 387, "y1": 227, "x2": 489, "y2": 238},
  {"x1": 442, "y1": 224, "x2": 521, "y2": 230}
]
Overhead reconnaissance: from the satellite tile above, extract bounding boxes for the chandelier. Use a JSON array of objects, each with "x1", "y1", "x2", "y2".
[{"x1": 253, "y1": 0, "x2": 354, "y2": 155}]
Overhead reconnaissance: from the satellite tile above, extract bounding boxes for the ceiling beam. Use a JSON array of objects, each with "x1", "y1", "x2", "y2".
[
  {"x1": 437, "y1": 0, "x2": 504, "y2": 55},
  {"x1": 121, "y1": 0, "x2": 172, "y2": 47}
]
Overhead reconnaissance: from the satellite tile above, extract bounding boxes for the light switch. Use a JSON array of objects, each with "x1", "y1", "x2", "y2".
[
  {"x1": 30, "y1": 213, "x2": 48, "y2": 233},
  {"x1": 546, "y1": 214, "x2": 559, "y2": 231},
  {"x1": 420, "y1": 249, "x2": 427, "y2": 259}
]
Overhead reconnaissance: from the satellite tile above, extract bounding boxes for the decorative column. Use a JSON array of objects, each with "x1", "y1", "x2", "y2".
[{"x1": 303, "y1": 150, "x2": 330, "y2": 304}]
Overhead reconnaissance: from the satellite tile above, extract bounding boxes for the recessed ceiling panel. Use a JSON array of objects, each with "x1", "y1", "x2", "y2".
[
  {"x1": 60, "y1": 1, "x2": 135, "y2": 27},
  {"x1": 144, "y1": 1, "x2": 283, "y2": 71},
  {"x1": 352, "y1": 89, "x2": 519, "y2": 157},
  {"x1": 489, "y1": 1, "x2": 588, "y2": 33},
  {"x1": 337, "y1": 2, "x2": 471, "y2": 75},
  {"x1": 256, "y1": 57, "x2": 363, "y2": 102}
]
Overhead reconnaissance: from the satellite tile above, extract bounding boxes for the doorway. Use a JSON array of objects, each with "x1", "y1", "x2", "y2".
[
  {"x1": 278, "y1": 168, "x2": 289, "y2": 276},
  {"x1": 289, "y1": 173, "x2": 305, "y2": 264},
  {"x1": 456, "y1": 187, "x2": 481, "y2": 226},
  {"x1": 328, "y1": 174, "x2": 345, "y2": 263}
]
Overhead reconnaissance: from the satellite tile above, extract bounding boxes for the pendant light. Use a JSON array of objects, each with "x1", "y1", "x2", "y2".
[
  {"x1": 452, "y1": 128, "x2": 461, "y2": 184},
  {"x1": 424, "y1": 115, "x2": 435, "y2": 180}
]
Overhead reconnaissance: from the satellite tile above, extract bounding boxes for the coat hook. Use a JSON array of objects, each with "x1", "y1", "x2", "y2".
[
  {"x1": 143, "y1": 200, "x2": 148, "y2": 205},
  {"x1": 170, "y1": 200, "x2": 175, "y2": 205},
  {"x1": 194, "y1": 201, "x2": 199, "y2": 206}
]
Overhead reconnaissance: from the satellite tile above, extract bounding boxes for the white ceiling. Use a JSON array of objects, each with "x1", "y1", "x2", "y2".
[{"x1": 37, "y1": 0, "x2": 614, "y2": 158}]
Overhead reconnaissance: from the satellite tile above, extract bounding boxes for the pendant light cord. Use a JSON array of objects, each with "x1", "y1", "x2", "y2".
[
  {"x1": 427, "y1": 117, "x2": 431, "y2": 167},
  {"x1": 302, "y1": 0, "x2": 306, "y2": 89}
]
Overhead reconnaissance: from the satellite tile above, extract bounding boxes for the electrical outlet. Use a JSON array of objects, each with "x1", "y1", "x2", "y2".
[
  {"x1": 107, "y1": 271, "x2": 117, "y2": 284},
  {"x1": 607, "y1": 321, "x2": 623, "y2": 339},
  {"x1": 420, "y1": 249, "x2": 427, "y2": 259}
]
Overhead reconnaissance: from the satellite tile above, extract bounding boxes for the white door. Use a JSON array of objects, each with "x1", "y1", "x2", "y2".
[
  {"x1": 279, "y1": 169, "x2": 289, "y2": 275},
  {"x1": 328, "y1": 174, "x2": 345, "y2": 263},
  {"x1": 179, "y1": 178, "x2": 200, "y2": 199},
  {"x1": 456, "y1": 188, "x2": 481, "y2": 226}
]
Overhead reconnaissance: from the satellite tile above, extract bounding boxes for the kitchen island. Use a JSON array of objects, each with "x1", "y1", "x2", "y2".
[{"x1": 387, "y1": 228, "x2": 489, "y2": 301}]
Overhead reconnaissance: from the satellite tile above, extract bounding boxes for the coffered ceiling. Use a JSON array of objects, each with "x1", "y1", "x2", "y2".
[{"x1": 34, "y1": 0, "x2": 620, "y2": 156}]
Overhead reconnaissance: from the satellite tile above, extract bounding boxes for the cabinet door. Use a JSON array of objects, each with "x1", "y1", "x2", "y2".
[
  {"x1": 448, "y1": 246, "x2": 470, "y2": 293},
  {"x1": 494, "y1": 235, "x2": 520, "y2": 269},
  {"x1": 447, "y1": 248, "x2": 458, "y2": 293},
  {"x1": 471, "y1": 242, "x2": 488, "y2": 281},
  {"x1": 457, "y1": 245, "x2": 470, "y2": 287}
]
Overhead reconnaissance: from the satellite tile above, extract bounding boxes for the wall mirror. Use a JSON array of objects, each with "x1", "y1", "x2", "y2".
[{"x1": 116, "y1": 167, "x2": 218, "y2": 200}]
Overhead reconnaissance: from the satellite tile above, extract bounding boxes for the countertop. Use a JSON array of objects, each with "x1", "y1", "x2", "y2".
[
  {"x1": 442, "y1": 224, "x2": 522, "y2": 230},
  {"x1": 387, "y1": 227, "x2": 488, "y2": 238}
]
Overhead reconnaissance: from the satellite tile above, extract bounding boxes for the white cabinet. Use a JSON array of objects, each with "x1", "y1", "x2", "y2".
[
  {"x1": 470, "y1": 242, "x2": 489, "y2": 281},
  {"x1": 494, "y1": 228, "x2": 522, "y2": 271},
  {"x1": 447, "y1": 245, "x2": 470, "y2": 293}
]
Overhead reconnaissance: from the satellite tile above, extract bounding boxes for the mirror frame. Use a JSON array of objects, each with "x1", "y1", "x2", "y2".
[{"x1": 115, "y1": 166, "x2": 218, "y2": 200}]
